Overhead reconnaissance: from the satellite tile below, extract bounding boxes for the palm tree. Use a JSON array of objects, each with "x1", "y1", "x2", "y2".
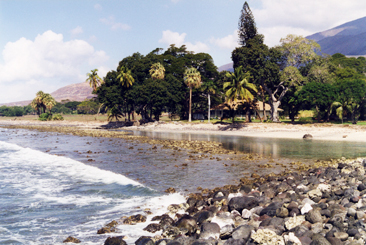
[
  {"x1": 86, "y1": 69, "x2": 103, "y2": 91},
  {"x1": 117, "y1": 66, "x2": 135, "y2": 88},
  {"x1": 184, "y1": 67, "x2": 202, "y2": 122},
  {"x1": 201, "y1": 80, "x2": 217, "y2": 123},
  {"x1": 107, "y1": 106, "x2": 123, "y2": 122},
  {"x1": 30, "y1": 91, "x2": 56, "y2": 115},
  {"x1": 224, "y1": 66, "x2": 257, "y2": 122},
  {"x1": 149, "y1": 62, "x2": 165, "y2": 80}
]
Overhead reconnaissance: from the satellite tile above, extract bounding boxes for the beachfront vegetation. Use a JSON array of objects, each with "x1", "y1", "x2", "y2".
[
  {"x1": 92, "y1": 10, "x2": 366, "y2": 124},
  {"x1": 86, "y1": 69, "x2": 103, "y2": 91}
]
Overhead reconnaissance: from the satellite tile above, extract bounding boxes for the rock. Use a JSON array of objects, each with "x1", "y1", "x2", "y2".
[
  {"x1": 196, "y1": 210, "x2": 214, "y2": 224},
  {"x1": 251, "y1": 228, "x2": 285, "y2": 245},
  {"x1": 311, "y1": 223, "x2": 324, "y2": 233},
  {"x1": 356, "y1": 211, "x2": 365, "y2": 220},
  {"x1": 310, "y1": 234, "x2": 331, "y2": 245},
  {"x1": 348, "y1": 208, "x2": 357, "y2": 217},
  {"x1": 308, "y1": 189, "x2": 323, "y2": 199},
  {"x1": 143, "y1": 223, "x2": 162, "y2": 233},
  {"x1": 242, "y1": 209, "x2": 252, "y2": 219},
  {"x1": 228, "y1": 196, "x2": 258, "y2": 213},
  {"x1": 232, "y1": 225, "x2": 252, "y2": 241},
  {"x1": 104, "y1": 236, "x2": 127, "y2": 245},
  {"x1": 325, "y1": 237, "x2": 343, "y2": 245},
  {"x1": 260, "y1": 202, "x2": 282, "y2": 217},
  {"x1": 175, "y1": 215, "x2": 197, "y2": 235},
  {"x1": 276, "y1": 207, "x2": 289, "y2": 218},
  {"x1": 63, "y1": 236, "x2": 81, "y2": 243},
  {"x1": 285, "y1": 215, "x2": 306, "y2": 230},
  {"x1": 98, "y1": 227, "x2": 114, "y2": 234},
  {"x1": 123, "y1": 214, "x2": 147, "y2": 225},
  {"x1": 333, "y1": 231, "x2": 348, "y2": 241},
  {"x1": 159, "y1": 215, "x2": 175, "y2": 229},
  {"x1": 301, "y1": 203, "x2": 313, "y2": 215},
  {"x1": 223, "y1": 238, "x2": 247, "y2": 245},
  {"x1": 283, "y1": 232, "x2": 302, "y2": 245},
  {"x1": 306, "y1": 209, "x2": 323, "y2": 224},
  {"x1": 200, "y1": 222, "x2": 220, "y2": 240},
  {"x1": 165, "y1": 187, "x2": 176, "y2": 193},
  {"x1": 303, "y1": 134, "x2": 313, "y2": 139},
  {"x1": 135, "y1": 236, "x2": 154, "y2": 245},
  {"x1": 358, "y1": 183, "x2": 366, "y2": 191}
]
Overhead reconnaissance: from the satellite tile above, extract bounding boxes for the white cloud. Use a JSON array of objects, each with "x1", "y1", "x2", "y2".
[
  {"x1": 159, "y1": 30, "x2": 209, "y2": 53},
  {"x1": 210, "y1": 30, "x2": 240, "y2": 50},
  {"x1": 100, "y1": 16, "x2": 131, "y2": 31},
  {"x1": 0, "y1": 30, "x2": 110, "y2": 103},
  {"x1": 253, "y1": 0, "x2": 366, "y2": 47},
  {"x1": 94, "y1": 4, "x2": 102, "y2": 11},
  {"x1": 71, "y1": 26, "x2": 83, "y2": 35}
]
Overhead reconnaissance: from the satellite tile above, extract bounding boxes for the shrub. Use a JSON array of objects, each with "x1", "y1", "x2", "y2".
[
  {"x1": 298, "y1": 117, "x2": 313, "y2": 124},
  {"x1": 39, "y1": 113, "x2": 52, "y2": 121},
  {"x1": 52, "y1": 113, "x2": 64, "y2": 121}
]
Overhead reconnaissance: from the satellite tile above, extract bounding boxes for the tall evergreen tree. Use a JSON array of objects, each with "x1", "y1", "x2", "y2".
[{"x1": 238, "y1": 1, "x2": 257, "y2": 46}]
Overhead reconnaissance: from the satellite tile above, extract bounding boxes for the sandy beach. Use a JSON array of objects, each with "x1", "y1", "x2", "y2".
[
  {"x1": 130, "y1": 121, "x2": 366, "y2": 142},
  {"x1": 1, "y1": 119, "x2": 366, "y2": 142}
]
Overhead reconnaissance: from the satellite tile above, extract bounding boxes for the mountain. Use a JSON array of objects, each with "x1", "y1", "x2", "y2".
[
  {"x1": 218, "y1": 63, "x2": 234, "y2": 72},
  {"x1": 2, "y1": 82, "x2": 94, "y2": 107},
  {"x1": 307, "y1": 16, "x2": 366, "y2": 56}
]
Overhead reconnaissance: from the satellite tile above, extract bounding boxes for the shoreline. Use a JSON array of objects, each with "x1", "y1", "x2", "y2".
[
  {"x1": 2, "y1": 119, "x2": 366, "y2": 243},
  {"x1": 2, "y1": 119, "x2": 366, "y2": 142}
]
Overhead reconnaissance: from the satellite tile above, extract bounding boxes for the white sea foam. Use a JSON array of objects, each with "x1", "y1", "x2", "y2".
[{"x1": 0, "y1": 140, "x2": 188, "y2": 244}]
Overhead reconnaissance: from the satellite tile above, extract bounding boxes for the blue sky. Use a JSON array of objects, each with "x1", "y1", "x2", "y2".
[{"x1": 1, "y1": 0, "x2": 365, "y2": 103}]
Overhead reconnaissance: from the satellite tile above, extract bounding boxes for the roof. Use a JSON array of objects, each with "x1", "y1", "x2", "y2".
[{"x1": 211, "y1": 100, "x2": 283, "y2": 111}]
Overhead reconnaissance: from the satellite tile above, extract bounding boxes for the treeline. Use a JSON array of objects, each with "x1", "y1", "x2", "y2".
[
  {"x1": 0, "y1": 99, "x2": 104, "y2": 117},
  {"x1": 95, "y1": 46, "x2": 223, "y2": 121}
]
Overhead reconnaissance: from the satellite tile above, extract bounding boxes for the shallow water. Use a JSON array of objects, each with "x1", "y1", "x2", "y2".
[
  {"x1": 129, "y1": 130, "x2": 366, "y2": 160},
  {"x1": 1, "y1": 126, "x2": 365, "y2": 244}
]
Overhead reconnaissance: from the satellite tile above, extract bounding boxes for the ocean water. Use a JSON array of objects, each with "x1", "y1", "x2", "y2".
[{"x1": 0, "y1": 140, "x2": 185, "y2": 244}]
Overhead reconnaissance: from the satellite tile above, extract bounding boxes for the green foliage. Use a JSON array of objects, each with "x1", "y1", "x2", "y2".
[
  {"x1": 39, "y1": 113, "x2": 52, "y2": 121},
  {"x1": 298, "y1": 117, "x2": 313, "y2": 124},
  {"x1": 51, "y1": 102, "x2": 72, "y2": 114},
  {"x1": 77, "y1": 100, "x2": 99, "y2": 114},
  {"x1": 224, "y1": 66, "x2": 257, "y2": 103},
  {"x1": 86, "y1": 69, "x2": 103, "y2": 91},
  {"x1": 0, "y1": 105, "x2": 35, "y2": 117},
  {"x1": 52, "y1": 113, "x2": 64, "y2": 121}
]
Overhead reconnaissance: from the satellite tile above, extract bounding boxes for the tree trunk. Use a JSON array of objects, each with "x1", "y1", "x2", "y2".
[
  {"x1": 262, "y1": 90, "x2": 267, "y2": 121},
  {"x1": 208, "y1": 93, "x2": 211, "y2": 123},
  {"x1": 188, "y1": 88, "x2": 192, "y2": 122},
  {"x1": 270, "y1": 101, "x2": 281, "y2": 122}
]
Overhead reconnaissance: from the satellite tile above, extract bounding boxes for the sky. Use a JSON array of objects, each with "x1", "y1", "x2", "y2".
[{"x1": 1, "y1": 0, "x2": 366, "y2": 104}]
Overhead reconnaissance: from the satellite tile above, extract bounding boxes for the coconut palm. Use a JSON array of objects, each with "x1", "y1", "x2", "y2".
[
  {"x1": 149, "y1": 62, "x2": 165, "y2": 80},
  {"x1": 184, "y1": 67, "x2": 202, "y2": 122},
  {"x1": 117, "y1": 66, "x2": 135, "y2": 88},
  {"x1": 224, "y1": 66, "x2": 257, "y2": 122},
  {"x1": 86, "y1": 69, "x2": 103, "y2": 91}
]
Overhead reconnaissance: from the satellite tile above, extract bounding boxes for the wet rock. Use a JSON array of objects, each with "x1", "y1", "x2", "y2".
[
  {"x1": 165, "y1": 187, "x2": 176, "y2": 193},
  {"x1": 223, "y1": 238, "x2": 246, "y2": 245},
  {"x1": 196, "y1": 210, "x2": 214, "y2": 224},
  {"x1": 135, "y1": 236, "x2": 154, "y2": 245},
  {"x1": 303, "y1": 134, "x2": 313, "y2": 139},
  {"x1": 159, "y1": 215, "x2": 175, "y2": 229},
  {"x1": 228, "y1": 196, "x2": 258, "y2": 213},
  {"x1": 143, "y1": 223, "x2": 162, "y2": 233},
  {"x1": 104, "y1": 236, "x2": 127, "y2": 245},
  {"x1": 63, "y1": 236, "x2": 81, "y2": 243},
  {"x1": 123, "y1": 214, "x2": 147, "y2": 225},
  {"x1": 175, "y1": 215, "x2": 197, "y2": 235},
  {"x1": 98, "y1": 227, "x2": 114, "y2": 234}
]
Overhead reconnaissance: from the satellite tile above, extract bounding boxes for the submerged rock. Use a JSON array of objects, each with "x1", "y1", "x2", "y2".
[{"x1": 63, "y1": 236, "x2": 81, "y2": 243}]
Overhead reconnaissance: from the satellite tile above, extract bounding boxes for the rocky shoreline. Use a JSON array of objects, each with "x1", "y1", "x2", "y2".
[{"x1": 95, "y1": 157, "x2": 366, "y2": 245}]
